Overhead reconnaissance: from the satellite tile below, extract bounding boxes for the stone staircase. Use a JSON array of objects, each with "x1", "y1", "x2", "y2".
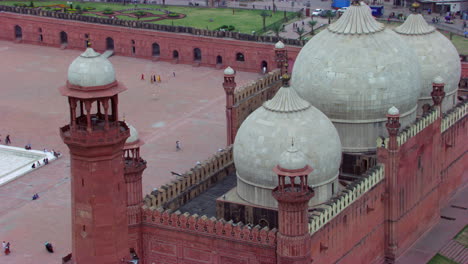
[{"x1": 439, "y1": 240, "x2": 468, "y2": 264}]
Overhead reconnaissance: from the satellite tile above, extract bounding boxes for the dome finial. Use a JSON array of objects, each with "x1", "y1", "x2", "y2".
[{"x1": 282, "y1": 73, "x2": 291, "y2": 87}]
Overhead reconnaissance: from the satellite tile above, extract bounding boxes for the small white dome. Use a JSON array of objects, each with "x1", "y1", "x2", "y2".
[
  {"x1": 125, "y1": 123, "x2": 139, "y2": 144},
  {"x1": 234, "y1": 84, "x2": 341, "y2": 207},
  {"x1": 277, "y1": 142, "x2": 308, "y2": 170},
  {"x1": 224, "y1": 66, "x2": 235, "y2": 75},
  {"x1": 433, "y1": 76, "x2": 444, "y2": 84},
  {"x1": 388, "y1": 106, "x2": 399, "y2": 116},
  {"x1": 291, "y1": 2, "x2": 421, "y2": 152},
  {"x1": 394, "y1": 14, "x2": 460, "y2": 114},
  {"x1": 68, "y1": 48, "x2": 116, "y2": 87},
  {"x1": 275, "y1": 41, "x2": 285, "y2": 49}
]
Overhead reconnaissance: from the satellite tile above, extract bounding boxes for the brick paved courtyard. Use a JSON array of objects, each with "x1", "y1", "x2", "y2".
[{"x1": 0, "y1": 40, "x2": 259, "y2": 264}]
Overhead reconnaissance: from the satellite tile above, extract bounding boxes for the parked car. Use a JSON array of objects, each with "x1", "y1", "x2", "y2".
[
  {"x1": 312, "y1": 9, "x2": 324, "y2": 16},
  {"x1": 337, "y1": 7, "x2": 348, "y2": 14},
  {"x1": 319, "y1": 10, "x2": 337, "y2": 17}
]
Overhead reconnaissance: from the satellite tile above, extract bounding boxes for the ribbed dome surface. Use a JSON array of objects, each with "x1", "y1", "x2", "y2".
[
  {"x1": 277, "y1": 143, "x2": 308, "y2": 171},
  {"x1": 68, "y1": 48, "x2": 116, "y2": 87},
  {"x1": 234, "y1": 85, "x2": 341, "y2": 208},
  {"x1": 394, "y1": 14, "x2": 435, "y2": 35},
  {"x1": 328, "y1": 2, "x2": 384, "y2": 34},
  {"x1": 394, "y1": 14, "x2": 460, "y2": 114},
  {"x1": 291, "y1": 2, "x2": 421, "y2": 152}
]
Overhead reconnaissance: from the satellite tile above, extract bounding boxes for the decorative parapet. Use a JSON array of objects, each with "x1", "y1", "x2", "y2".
[
  {"x1": 377, "y1": 108, "x2": 439, "y2": 149},
  {"x1": 441, "y1": 100, "x2": 468, "y2": 133},
  {"x1": 142, "y1": 207, "x2": 277, "y2": 247},
  {"x1": 0, "y1": 5, "x2": 302, "y2": 46},
  {"x1": 143, "y1": 146, "x2": 233, "y2": 209},
  {"x1": 233, "y1": 69, "x2": 282, "y2": 105},
  {"x1": 308, "y1": 165, "x2": 385, "y2": 234}
]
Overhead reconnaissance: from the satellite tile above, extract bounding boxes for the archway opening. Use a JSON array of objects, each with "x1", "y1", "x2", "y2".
[
  {"x1": 84, "y1": 34, "x2": 90, "y2": 48},
  {"x1": 236, "y1": 52, "x2": 245, "y2": 62},
  {"x1": 216, "y1": 55, "x2": 222, "y2": 65},
  {"x1": 60, "y1": 31, "x2": 68, "y2": 45},
  {"x1": 152, "y1": 43, "x2": 160, "y2": 57},
  {"x1": 106, "y1": 37, "x2": 114, "y2": 50},
  {"x1": 193, "y1": 48, "x2": 201, "y2": 61},
  {"x1": 261, "y1": 61, "x2": 268, "y2": 73},
  {"x1": 14, "y1": 25, "x2": 22, "y2": 40},
  {"x1": 173, "y1": 50, "x2": 179, "y2": 59},
  {"x1": 38, "y1": 28, "x2": 43, "y2": 42}
]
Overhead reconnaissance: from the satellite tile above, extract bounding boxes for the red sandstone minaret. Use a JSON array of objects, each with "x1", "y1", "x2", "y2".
[
  {"x1": 272, "y1": 142, "x2": 314, "y2": 264},
  {"x1": 274, "y1": 41, "x2": 288, "y2": 74},
  {"x1": 223, "y1": 66, "x2": 237, "y2": 146},
  {"x1": 431, "y1": 76, "x2": 446, "y2": 116},
  {"x1": 123, "y1": 123, "x2": 146, "y2": 259},
  {"x1": 384, "y1": 106, "x2": 401, "y2": 262},
  {"x1": 59, "y1": 48, "x2": 130, "y2": 263}
]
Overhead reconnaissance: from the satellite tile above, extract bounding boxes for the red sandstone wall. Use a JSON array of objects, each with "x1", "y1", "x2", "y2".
[
  {"x1": 439, "y1": 117, "x2": 467, "y2": 206},
  {"x1": 0, "y1": 13, "x2": 300, "y2": 73},
  {"x1": 309, "y1": 183, "x2": 386, "y2": 264},
  {"x1": 141, "y1": 225, "x2": 276, "y2": 264}
]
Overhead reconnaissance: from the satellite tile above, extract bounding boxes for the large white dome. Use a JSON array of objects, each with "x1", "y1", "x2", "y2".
[
  {"x1": 394, "y1": 14, "x2": 461, "y2": 114},
  {"x1": 234, "y1": 79, "x2": 342, "y2": 208},
  {"x1": 291, "y1": 2, "x2": 421, "y2": 153},
  {"x1": 68, "y1": 48, "x2": 116, "y2": 87}
]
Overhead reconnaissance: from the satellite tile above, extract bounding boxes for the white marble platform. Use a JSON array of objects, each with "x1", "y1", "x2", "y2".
[{"x1": 0, "y1": 145, "x2": 57, "y2": 186}]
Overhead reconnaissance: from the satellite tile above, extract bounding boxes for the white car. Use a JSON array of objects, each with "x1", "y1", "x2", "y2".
[
  {"x1": 337, "y1": 7, "x2": 348, "y2": 14},
  {"x1": 312, "y1": 9, "x2": 324, "y2": 16}
]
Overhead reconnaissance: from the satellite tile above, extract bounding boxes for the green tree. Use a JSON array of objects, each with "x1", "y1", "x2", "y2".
[
  {"x1": 271, "y1": 23, "x2": 283, "y2": 37},
  {"x1": 308, "y1": 20, "x2": 317, "y2": 35},
  {"x1": 134, "y1": 11, "x2": 146, "y2": 20},
  {"x1": 296, "y1": 10, "x2": 303, "y2": 19},
  {"x1": 295, "y1": 27, "x2": 305, "y2": 40},
  {"x1": 260, "y1": 11, "x2": 269, "y2": 30}
]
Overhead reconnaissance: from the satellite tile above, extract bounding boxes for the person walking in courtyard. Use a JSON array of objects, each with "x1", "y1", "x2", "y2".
[
  {"x1": 141, "y1": 73, "x2": 145, "y2": 80},
  {"x1": 5, "y1": 134, "x2": 11, "y2": 145},
  {"x1": 157, "y1": 75, "x2": 161, "y2": 83},
  {"x1": 176, "y1": 140, "x2": 181, "y2": 151},
  {"x1": 2, "y1": 241, "x2": 5, "y2": 252},
  {"x1": 45, "y1": 242, "x2": 54, "y2": 253},
  {"x1": 4, "y1": 242, "x2": 10, "y2": 255},
  {"x1": 173, "y1": 72, "x2": 175, "y2": 77}
]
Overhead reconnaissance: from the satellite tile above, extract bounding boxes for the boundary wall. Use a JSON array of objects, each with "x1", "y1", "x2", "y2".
[
  {"x1": 0, "y1": 10, "x2": 301, "y2": 73},
  {"x1": 141, "y1": 207, "x2": 277, "y2": 263},
  {"x1": 228, "y1": 69, "x2": 282, "y2": 142},
  {"x1": 308, "y1": 165, "x2": 387, "y2": 264},
  {"x1": 143, "y1": 146, "x2": 234, "y2": 210}
]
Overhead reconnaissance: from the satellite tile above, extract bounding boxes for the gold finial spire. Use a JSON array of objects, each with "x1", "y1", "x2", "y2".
[{"x1": 282, "y1": 73, "x2": 291, "y2": 87}]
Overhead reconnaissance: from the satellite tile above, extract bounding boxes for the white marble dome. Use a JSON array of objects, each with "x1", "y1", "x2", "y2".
[
  {"x1": 278, "y1": 142, "x2": 308, "y2": 170},
  {"x1": 291, "y1": 2, "x2": 421, "y2": 153},
  {"x1": 275, "y1": 41, "x2": 285, "y2": 49},
  {"x1": 68, "y1": 48, "x2": 116, "y2": 87},
  {"x1": 125, "y1": 122, "x2": 139, "y2": 144},
  {"x1": 224, "y1": 66, "x2": 235, "y2": 75},
  {"x1": 394, "y1": 14, "x2": 461, "y2": 114},
  {"x1": 234, "y1": 80, "x2": 342, "y2": 208}
]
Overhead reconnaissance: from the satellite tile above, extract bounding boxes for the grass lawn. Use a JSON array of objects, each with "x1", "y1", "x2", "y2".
[
  {"x1": 454, "y1": 225, "x2": 468, "y2": 247},
  {"x1": 427, "y1": 254, "x2": 458, "y2": 264},
  {"x1": 0, "y1": 1, "x2": 293, "y2": 33}
]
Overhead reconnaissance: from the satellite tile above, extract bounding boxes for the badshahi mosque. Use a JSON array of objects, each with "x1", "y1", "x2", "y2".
[{"x1": 17, "y1": 2, "x2": 466, "y2": 263}]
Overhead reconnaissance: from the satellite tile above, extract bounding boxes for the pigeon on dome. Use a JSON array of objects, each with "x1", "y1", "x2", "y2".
[{"x1": 224, "y1": 66, "x2": 235, "y2": 75}]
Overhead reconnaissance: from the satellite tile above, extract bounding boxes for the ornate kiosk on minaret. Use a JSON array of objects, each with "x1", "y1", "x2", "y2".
[
  {"x1": 59, "y1": 48, "x2": 130, "y2": 264},
  {"x1": 272, "y1": 143, "x2": 314, "y2": 264}
]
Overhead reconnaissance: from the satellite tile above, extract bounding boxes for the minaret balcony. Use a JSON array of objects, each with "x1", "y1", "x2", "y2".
[{"x1": 60, "y1": 120, "x2": 129, "y2": 147}]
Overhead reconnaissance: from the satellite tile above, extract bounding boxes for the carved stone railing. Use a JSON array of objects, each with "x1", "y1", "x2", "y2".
[
  {"x1": 441, "y1": 100, "x2": 468, "y2": 133},
  {"x1": 0, "y1": 5, "x2": 302, "y2": 46},
  {"x1": 143, "y1": 146, "x2": 233, "y2": 209},
  {"x1": 233, "y1": 69, "x2": 282, "y2": 105},
  {"x1": 142, "y1": 207, "x2": 277, "y2": 246},
  {"x1": 308, "y1": 165, "x2": 385, "y2": 234},
  {"x1": 377, "y1": 108, "x2": 439, "y2": 149}
]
